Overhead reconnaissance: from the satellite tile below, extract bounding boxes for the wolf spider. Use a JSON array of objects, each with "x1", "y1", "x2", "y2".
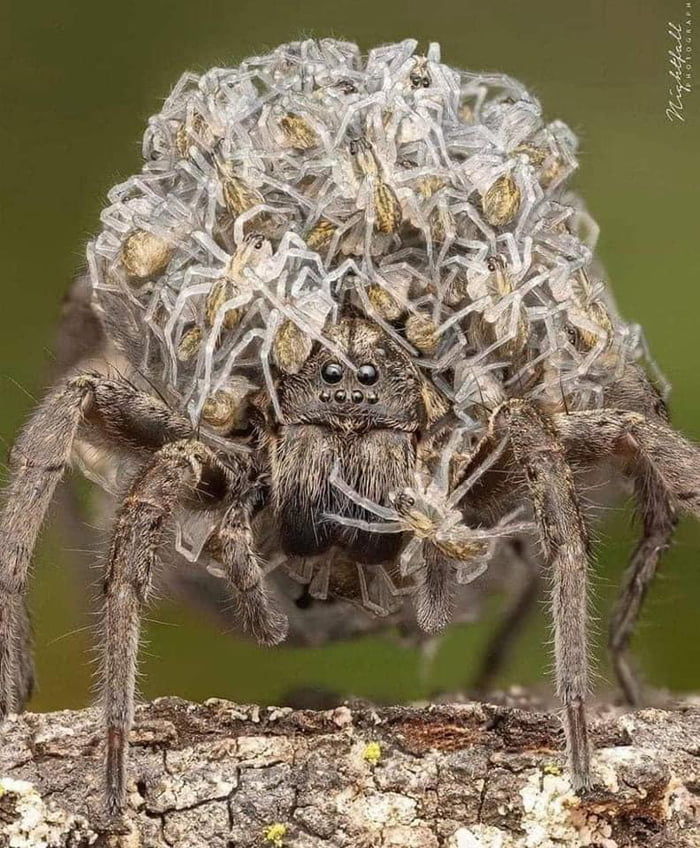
[{"x1": 1, "y1": 311, "x2": 700, "y2": 820}]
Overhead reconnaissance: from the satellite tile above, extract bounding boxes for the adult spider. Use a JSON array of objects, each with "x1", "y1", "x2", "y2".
[{"x1": 1, "y1": 38, "x2": 699, "y2": 823}]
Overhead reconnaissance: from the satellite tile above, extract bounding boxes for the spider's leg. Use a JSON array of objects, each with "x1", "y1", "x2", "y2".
[
  {"x1": 0, "y1": 376, "x2": 93, "y2": 716},
  {"x1": 0, "y1": 374, "x2": 193, "y2": 718},
  {"x1": 217, "y1": 499, "x2": 288, "y2": 646},
  {"x1": 553, "y1": 409, "x2": 700, "y2": 518},
  {"x1": 597, "y1": 374, "x2": 679, "y2": 704},
  {"x1": 554, "y1": 407, "x2": 700, "y2": 704},
  {"x1": 472, "y1": 539, "x2": 541, "y2": 693},
  {"x1": 609, "y1": 465, "x2": 677, "y2": 705},
  {"x1": 495, "y1": 400, "x2": 591, "y2": 791},
  {"x1": 102, "y1": 438, "x2": 230, "y2": 819}
]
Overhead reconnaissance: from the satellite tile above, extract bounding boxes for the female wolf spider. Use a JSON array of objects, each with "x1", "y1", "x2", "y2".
[
  {"x1": 1, "y1": 313, "x2": 699, "y2": 819},
  {"x1": 2, "y1": 38, "x2": 700, "y2": 826}
]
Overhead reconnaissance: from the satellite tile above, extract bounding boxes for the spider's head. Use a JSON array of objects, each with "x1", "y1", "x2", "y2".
[{"x1": 277, "y1": 317, "x2": 444, "y2": 432}]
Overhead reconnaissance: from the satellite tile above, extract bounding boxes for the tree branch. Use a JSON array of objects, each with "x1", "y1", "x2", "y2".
[{"x1": 1, "y1": 697, "x2": 699, "y2": 846}]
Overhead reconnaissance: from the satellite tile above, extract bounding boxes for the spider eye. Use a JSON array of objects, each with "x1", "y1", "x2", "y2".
[
  {"x1": 321, "y1": 362, "x2": 343, "y2": 384},
  {"x1": 357, "y1": 363, "x2": 378, "y2": 385},
  {"x1": 336, "y1": 79, "x2": 357, "y2": 94}
]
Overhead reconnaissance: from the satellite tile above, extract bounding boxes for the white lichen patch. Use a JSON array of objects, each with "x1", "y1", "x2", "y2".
[
  {"x1": 447, "y1": 825, "x2": 513, "y2": 848},
  {"x1": 519, "y1": 771, "x2": 617, "y2": 848},
  {"x1": 148, "y1": 744, "x2": 238, "y2": 812},
  {"x1": 0, "y1": 777, "x2": 96, "y2": 847},
  {"x1": 346, "y1": 790, "x2": 418, "y2": 828},
  {"x1": 236, "y1": 735, "x2": 295, "y2": 766}
]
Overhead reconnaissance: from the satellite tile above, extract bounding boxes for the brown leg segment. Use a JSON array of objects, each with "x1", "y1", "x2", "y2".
[
  {"x1": 102, "y1": 439, "x2": 227, "y2": 819},
  {"x1": 495, "y1": 400, "x2": 592, "y2": 790}
]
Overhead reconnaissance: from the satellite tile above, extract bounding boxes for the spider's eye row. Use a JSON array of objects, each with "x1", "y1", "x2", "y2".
[
  {"x1": 356, "y1": 363, "x2": 379, "y2": 385},
  {"x1": 321, "y1": 362, "x2": 343, "y2": 384}
]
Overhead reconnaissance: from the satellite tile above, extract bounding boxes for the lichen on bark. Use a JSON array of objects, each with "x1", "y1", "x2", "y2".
[{"x1": 1, "y1": 697, "x2": 699, "y2": 847}]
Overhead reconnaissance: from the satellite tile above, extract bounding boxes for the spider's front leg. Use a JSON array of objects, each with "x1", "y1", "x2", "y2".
[
  {"x1": 102, "y1": 438, "x2": 269, "y2": 820},
  {"x1": 103, "y1": 440, "x2": 203, "y2": 818},
  {"x1": 0, "y1": 374, "x2": 192, "y2": 719},
  {"x1": 480, "y1": 399, "x2": 593, "y2": 791}
]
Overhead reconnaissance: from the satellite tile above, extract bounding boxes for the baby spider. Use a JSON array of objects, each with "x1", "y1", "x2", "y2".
[{"x1": 326, "y1": 449, "x2": 535, "y2": 632}]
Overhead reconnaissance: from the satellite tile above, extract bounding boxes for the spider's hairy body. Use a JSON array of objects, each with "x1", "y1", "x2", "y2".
[{"x1": 2, "y1": 38, "x2": 700, "y2": 824}]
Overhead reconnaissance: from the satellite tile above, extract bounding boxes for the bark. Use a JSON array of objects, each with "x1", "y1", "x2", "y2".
[{"x1": 1, "y1": 696, "x2": 699, "y2": 847}]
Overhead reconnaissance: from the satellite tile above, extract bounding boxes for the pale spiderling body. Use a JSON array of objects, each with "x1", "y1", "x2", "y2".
[{"x1": 1, "y1": 38, "x2": 700, "y2": 825}]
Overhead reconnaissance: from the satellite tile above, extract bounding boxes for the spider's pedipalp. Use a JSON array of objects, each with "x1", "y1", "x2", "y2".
[
  {"x1": 414, "y1": 544, "x2": 456, "y2": 633},
  {"x1": 217, "y1": 499, "x2": 288, "y2": 646}
]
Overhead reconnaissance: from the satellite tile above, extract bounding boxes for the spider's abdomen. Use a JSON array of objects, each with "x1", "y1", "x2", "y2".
[{"x1": 273, "y1": 425, "x2": 413, "y2": 564}]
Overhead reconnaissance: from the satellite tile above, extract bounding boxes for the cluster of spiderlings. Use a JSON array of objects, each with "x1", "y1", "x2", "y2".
[{"x1": 88, "y1": 38, "x2": 657, "y2": 439}]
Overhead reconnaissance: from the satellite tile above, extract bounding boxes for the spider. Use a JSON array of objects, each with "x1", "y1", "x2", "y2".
[{"x1": 1, "y1": 38, "x2": 699, "y2": 825}]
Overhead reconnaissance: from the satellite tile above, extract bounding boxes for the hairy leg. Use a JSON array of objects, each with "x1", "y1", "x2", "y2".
[
  {"x1": 554, "y1": 407, "x2": 700, "y2": 704},
  {"x1": 553, "y1": 409, "x2": 700, "y2": 518},
  {"x1": 102, "y1": 439, "x2": 233, "y2": 818},
  {"x1": 0, "y1": 377, "x2": 92, "y2": 716},
  {"x1": 610, "y1": 466, "x2": 677, "y2": 704},
  {"x1": 600, "y1": 370, "x2": 678, "y2": 703},
  {"x1": 492, "y1": 400, "x2": 591, "y2": 790},
  {"x1": 0, "y1": 374, "x2": 192, "y2": 718},
  {"x1": 216, "y1": 499, "x2": 288, "y2": 646},
  {"x1": 472, "y1": 539, "x2": 541, "y2": 693}
]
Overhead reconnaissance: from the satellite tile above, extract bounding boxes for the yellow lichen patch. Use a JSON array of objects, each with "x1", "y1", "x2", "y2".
[
  {"x1": 363, "y1": 741, "x2": 382, "y2": 766},
  {"x1": 121, "y1": 230, "x2": 172, "y2": 282},
  {"x1": 481, "y1": 173, "x2": 521, "y2": 227},
  {"x1": 543, "y1": 762, "x2": 563, "y2": 776},
  {"x1": 263, "y1": 822, "x2": 287, "y2": 847}
]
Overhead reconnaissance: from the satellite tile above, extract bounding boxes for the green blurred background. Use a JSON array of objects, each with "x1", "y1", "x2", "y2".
[{"x1": 1, "y1": 0, "x2": 698, "y2": 711}]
